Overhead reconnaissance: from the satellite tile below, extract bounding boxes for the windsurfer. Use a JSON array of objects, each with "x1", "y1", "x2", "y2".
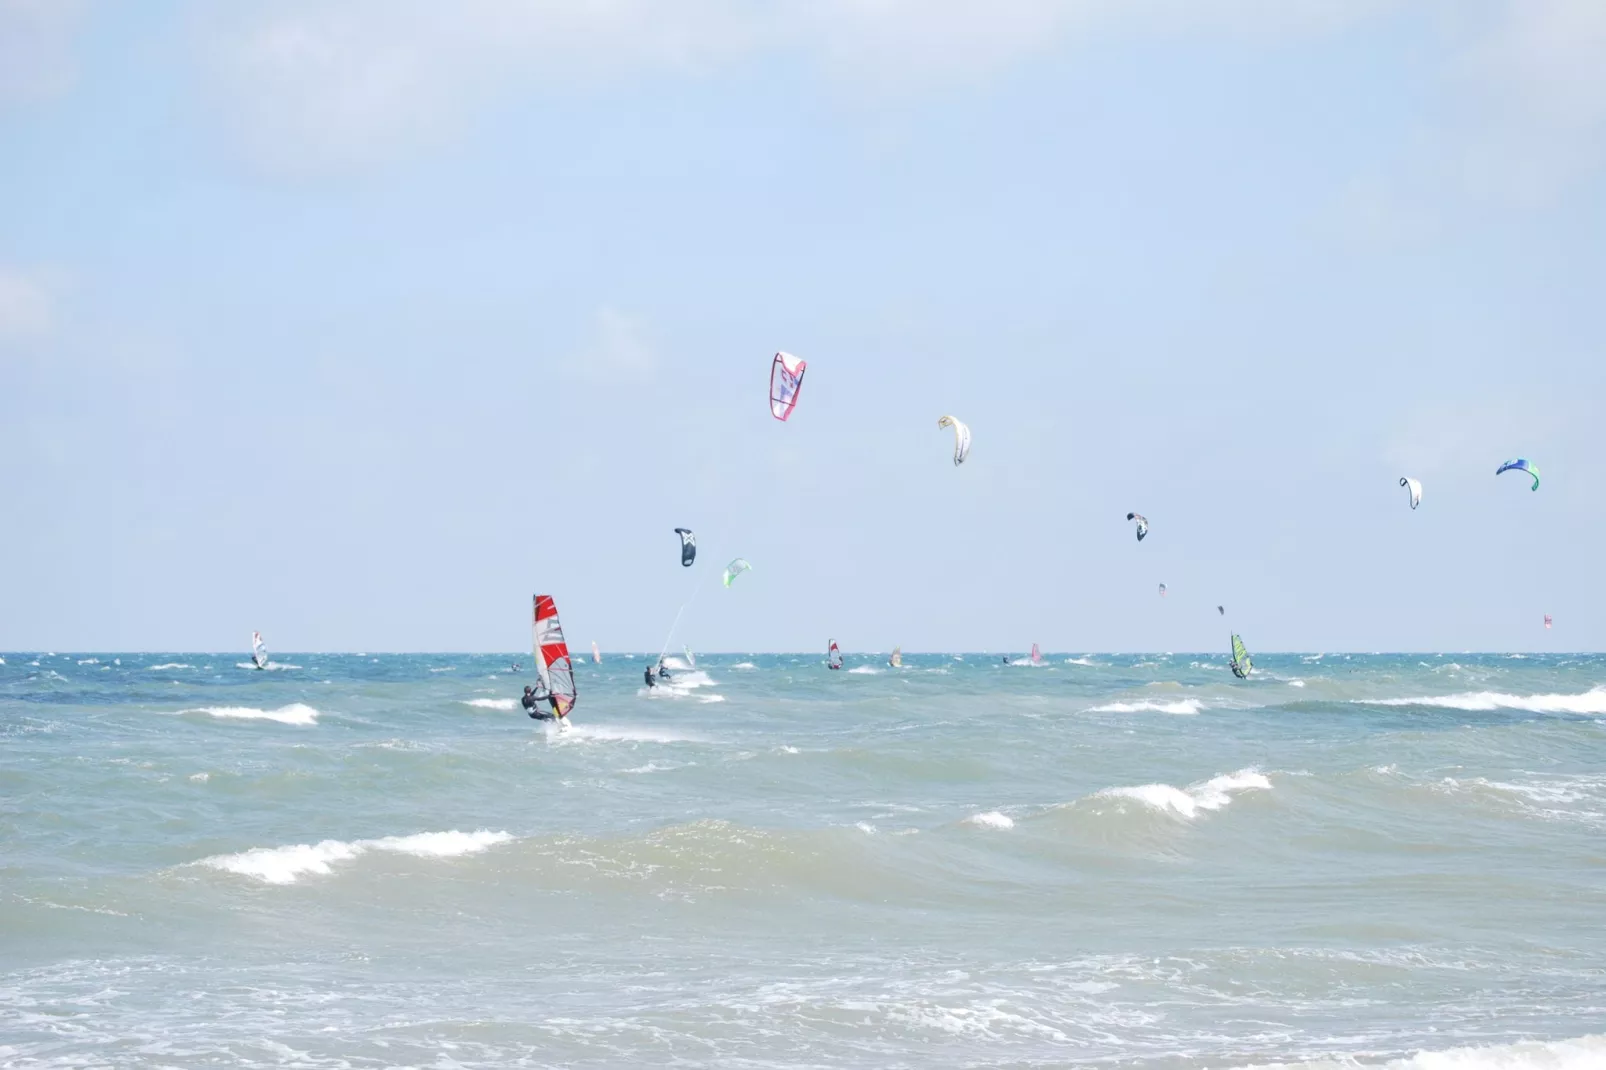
[{"x1": 522, "y1": 685, "x2": 558, "y2": 721}]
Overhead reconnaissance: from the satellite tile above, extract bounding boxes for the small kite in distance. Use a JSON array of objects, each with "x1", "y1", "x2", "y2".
[
  {"x1": 1399, "y1": 477, "x2": 1421, "y2": 510},
  {"x1": 1545, "y1": 614, "x2": 1553, "y2": 630},
  {"x1": 674, "y1": 528, "x2": 696, "y2": 567},
  {"x1": 1496, "y1": 458, "x2": 1540, "y2": 491},
  {"x1": 770, "y1": 352, "x2": 806, "y2": 422},
  {"x1": 722, "y1": 558, "x2": 752, "y2": 587},
  {"x1": 1158, "y1": 583, "x2": 1168, "y2": 597},
  {"x1": 937, "y1": 415, "x2": 971, "y2": 466},
  {"x1": 1126, "y1": 513, "x2": 1149, "y2": 541},
  {"x1": 1217, "y1": 605, "x2": 1225, "y2": 616}
]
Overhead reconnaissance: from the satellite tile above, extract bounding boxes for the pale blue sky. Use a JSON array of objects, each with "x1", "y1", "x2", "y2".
[{"x1": 2, "y1": 1, "x2": 1602, "y2": 653}]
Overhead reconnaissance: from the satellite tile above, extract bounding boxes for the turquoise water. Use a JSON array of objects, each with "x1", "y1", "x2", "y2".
[{"x1": 3, "y1": 651, "x2": 1605, "y2": 1068}]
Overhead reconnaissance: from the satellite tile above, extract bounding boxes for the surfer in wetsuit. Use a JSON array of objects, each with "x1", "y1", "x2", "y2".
[
  {"x1": 644, "y1": 666, "x2": 656, "y2": 688},
  {"x1": 656, "y1": 658, "x2": 672, "y2": 681},
  {"x1": 522, "y1": 685, "x2": 556, "y2": 721}
]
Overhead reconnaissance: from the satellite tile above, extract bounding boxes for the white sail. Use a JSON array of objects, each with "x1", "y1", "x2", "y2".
[{"x1": 251, "y1": 631, "x2": 267, "y2": 669}]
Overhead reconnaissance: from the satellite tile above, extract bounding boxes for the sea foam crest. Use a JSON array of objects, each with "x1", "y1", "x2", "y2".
[
  {"x1": 963, "y1": 811, "x2": 1015, "y2": 830},
  {"x1": 1362, "y1": 688, "x2": 1606, "y2": 715},
  {"x1": 1098, "y1": 769, "x2": 1271, "y2": 819},
  {"x1": 180, "y1": 703, "x2": 320, "y2": 726},
  {"x1": 198, "y1": 829, "x2": 513, "y2": 885},
  {"x1": 460, "y1": 698, "x2": 516, "y2": 710},
  {"x1": 1089, "y1": 698, "x2": 1203, "y2": 715},
  {"x1": 1230, "y1": 1031, "x2": 1606, "y2": 1070}
]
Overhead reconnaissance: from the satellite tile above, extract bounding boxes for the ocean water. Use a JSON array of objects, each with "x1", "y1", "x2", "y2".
[{"x1": 4, "y1": 651, "x2": 1605, "y2": 1069}]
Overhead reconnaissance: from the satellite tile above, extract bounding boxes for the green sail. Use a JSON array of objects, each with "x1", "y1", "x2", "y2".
[{"x1": 1230, "y1": 634, "x2": 1252, "y2": 679}]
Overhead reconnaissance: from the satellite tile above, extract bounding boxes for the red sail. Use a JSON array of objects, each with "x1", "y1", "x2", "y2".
[{"x1": 532, "y1": 594, "x2": 576, "y2": 716}]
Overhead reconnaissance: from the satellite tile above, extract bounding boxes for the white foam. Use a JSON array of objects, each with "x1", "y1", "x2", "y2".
[
  {"x1": 699, "y1": 694, "x2": 726, "y2": 703},
  {"x1": 198, "y1": 829, "x2": 513, "y2": 885},
  {"x1": 235, "y1": 661, "x2": 301, "y2": 671},
  {"x1": 731, "y1": 662, "x2": 757, "y2": 669},
  {"x1": 1098, "y1": 768, "x2": 1271, "y2": 819},
  {"x1": 1064, "y1": 657, "x2": 1098, "y2": 666},
  {"x1": 660, "y1": 656, "x2": 692, "y2": 670},
  {"x1": 1089, "y1": 698, "x2": 1204, "y2": 715},
  {"x1": 1232, "y1": 1032, "x2": 1606, "y2": 1070},
  {"x1": 1363, "y1": 688, "x2": 1606, "y2": 715},
  {"x1": 559, "y1": 724, "x2": 700, "y2": 744},
  {"x1": 964, "y1": 811, "x2": 1015, "y2": 830},
  {"x1": 1287, "y1": 679, "x2": 1306, "y2": 688},
  {"x1": 77, "y1": 658, "x2": 99, "y2": 665},
  {"x1": 428, "y1": 666, "x2": 455, "y2": 673},
  {"x1": 189, "y1": 772, "x2": 210, "y2": 782},
  {"x1": 460, "y1": 698, "x2": 516, "y2": 710},
  {"x1": 855, "y1": 821, "x2": 878, "y2": 835},
  {"x1": 148, "y1": 663, "x2": 192, "y2": 670},
  {"x1": 180, "y1": 703, "x2": 320, "y2": 726},
  {"x1": 847, "y1": 665, "x2": 879, "y2": 674}
]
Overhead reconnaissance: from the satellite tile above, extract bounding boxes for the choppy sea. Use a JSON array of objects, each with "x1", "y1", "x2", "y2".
[{"x1": 3, "y1": 651, "x2": 1604, "y2": 1069}]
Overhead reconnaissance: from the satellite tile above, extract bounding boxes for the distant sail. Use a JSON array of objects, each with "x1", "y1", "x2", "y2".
[
  {"x1": 889, "y1": 645, "x2": 902, "y2": 668},
  {"x1": 532, "y1": 595, "x2": 577, "y2": 717},
  {"x1": 827, "y1": 639, "x2": 842, "y2": 670},
  {"x1": 591, "y1": 641, "x2": 601, "y2": 664},
  {"x1": 684, "y1": 645, "x2": 696, "y2": 668},
  {"x1": 1030, "y1": 643, "x2": 1042, "y2": 666},
  {"x1": 1158, "y1": 583, "x2": 1168, "y2": 597},
  {"x1": 1544, "y1": 614, "x2": 1553, "y2": 630},
  {"x1": 251, "y1": 631, "x2": 267, "y2": 670},
  {"x1": 1230, "y1": 634, "x2": 1252, "y2": 679}
]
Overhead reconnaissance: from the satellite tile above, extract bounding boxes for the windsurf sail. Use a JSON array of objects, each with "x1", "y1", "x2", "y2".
[
  {"x1": 722, "y1": 558, "x2": 751, "y2": 587},
  {"x1": 770, "y1": 352, "x2": 807, "y2": 421},
  {"x1": 683, "y1": 645, "x2": 696, "y2": 668},
  {"x1": 1399, "y1": 477, "x2": 1422, "y2": 510},
  {"x1": 251, "y1": 631, "x2": 267, "y2": 669},
  {"x1": 827, "y1": 639, "x2": 842, "y2": 670},
  {"x1": 1230, "y1": 634, "x2": 1252, "y2": 679},
  {"x1": 889, "y1": 645, "x2": 902, "y2": 668},
  {"x1": 532, "y1": 595, "x2": 577, "y2": 717},
  {"x1": 591, "y1": 641, "x2": 601, "y2": 664},
  {"x1": 1126, "y1": 512, "x2": 1149, "y2": 541},
  {"x1": 1158, "y1": 583, "x2": 1168, "y2": 597},
  {"x1": 1496, "y1": 458, "x2": 1540, "y2": 491},
  {"x1": 937, "y1": 415, "x2": 971, "y2": 466},
  {"x1": 674, "y1": 528, "x2": 696, "y2": 567},
  {"x1": 1545, "y1": 614, "x2": 1553, "y2": 630},
  {"x1": 1030, "y1": 642, "x2": 1042, "y2": 666}
]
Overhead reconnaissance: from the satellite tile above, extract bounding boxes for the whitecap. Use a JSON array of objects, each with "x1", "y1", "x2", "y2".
[
  {"x1": 731, "y1": 662, "x2": 757, "y2": 670},
  {"x1": 1096, "y1": 768, "x2": 1271, "y2": 820},
  {"x1": 179, "y1": 703, "x2": 320, "y2": 726},
  {"x1": 963, "y1": 811, "x2": 1015, "y2": 830},
  {"x1": 855, "y1": 822, "x2": 878, "y2": 835},
  {"x1": 847, "y1": 665, "x2": 879, "y2": 674},
  {"x1": 1360, "y1": 688, "x2": 1606, "y2": 715},
  {"x1": 558, "y1": 724, "x2": 700, "y2": 744},
  {"x1": 148, "y1": 663, "x2": 192, "y2": 670},
  {"x1": 235, "y1": 661, "x2": 301, "y2": 671},
  {"x1": 197, "y1": 829, "x2": 512, "y2": 885},
  {"x1": 460, "y1": 698, "x2": 516, "y2": 711},
  {"x1": 1229, "y1": 1032, "x2": 1606, "y2": 1070},
  {"x1": 77, "y1": 658, "x2": 99, "y2": 665},
  {"x1": 1089, "y1": 698, "x2": 1203, "y2": 715}
]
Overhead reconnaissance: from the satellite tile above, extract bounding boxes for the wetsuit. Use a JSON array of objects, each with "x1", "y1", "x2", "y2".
[
  {"x1": 644, "y1": 667, "x2": 655, "y2": 688},
  {"x1": 523, "y1": 690, "x2": 555, "y2": 720}
]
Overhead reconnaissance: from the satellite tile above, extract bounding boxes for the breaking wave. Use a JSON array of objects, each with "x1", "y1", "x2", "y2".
[
  {"x1": 1360, "y1": 688, "x2": 1606, "y2": 715},
  {"x1": 1095, "y1": 769, "x2": 1271, "y2": 820},
  {"x1": 1089, "y1": 698, "x2": 1204, "y2": 715},
  {"x1": 178, "y1": 703, "x2": 320, "y2": 726},
  {"x1": 196, "y1": 829, "x2": 513, "y2": 885}
]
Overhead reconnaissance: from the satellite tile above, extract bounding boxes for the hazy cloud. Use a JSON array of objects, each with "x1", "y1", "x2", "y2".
[
  {"x1": 0, "y1": 268, "x2": 52, "y2": 343},
  {"x1": 0, "y1": 0, "x2": 88, "y2": 106}
]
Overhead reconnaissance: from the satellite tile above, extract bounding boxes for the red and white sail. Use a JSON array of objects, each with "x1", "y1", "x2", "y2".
[
  {"x1": 532, "y1": 595, "x2": 576, "y2": 716},
  {"x1": 770, "y1": 352, "x2": 807, "y2": 422},
  {"x1": 827, "y1": 639, "x2": 842, "y2": 670}
]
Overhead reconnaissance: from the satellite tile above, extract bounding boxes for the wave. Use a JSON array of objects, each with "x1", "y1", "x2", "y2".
[
  {"x1": 1089, "y1": 698, "x2": 1203, "y2": 715},
  {"x1": 148, "y1": 662, "x2": 192, "y2": 670},
  {"x1": 558, "y1": 724, "x2": 702, "y2": 744},
  {"x1": 428, "y1": 666, "x2": 456, "y2": 673},
  {"x1": 196, "y1": 829, "x2": 513, "y2": 885},
  {"x1": 76, "y1": 658, "x2": 99, "y2": 665},
  {"x1": 1232, "y1": 1032, "x2": 1606, "y2": 1069},
  {"x1": 1095, "y1": 769, "x2": 1271, "y2": 820},
  {"x1": 847, "y1": 665, "x2": 879, "y2": 674},
  {"x1": 963, "y1": 811, "x2": 1015, "y2": 830},
  {"x1": 235, "y1": 661, "x2": 301, "y2": 671},
  {"x1": 1361, "y1": 688, "x2": 1606, "y2": 715},
  {"x1": 731, "y1": 662, "x2": 757, "y2": 669},
  {"x1": 1064, "y1": 657, "x2": 1099, "y2": 666},
  {"x1": 460, "y1": 698, "x2": 516, "y2": 710},
  {"x1": 179, "y1": 703, "x2": 320, "y2": 726}
]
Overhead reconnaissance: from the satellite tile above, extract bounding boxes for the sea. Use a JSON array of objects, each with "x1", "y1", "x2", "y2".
[{"x1": 3, "y1": 651, "x2": 1604, "y2": 1069}]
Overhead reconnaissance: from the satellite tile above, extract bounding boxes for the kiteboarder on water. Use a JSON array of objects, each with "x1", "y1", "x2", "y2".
[
  {"x1": 656, "y1": 658, "x2": 672, "y2": 681},
  {"x1": 643, "y1": 665, "x2": 656, "y2": 689}
]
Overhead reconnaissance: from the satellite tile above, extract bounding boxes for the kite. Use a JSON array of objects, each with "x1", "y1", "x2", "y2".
[
  {"x1": 674, "y1": 528, "x2": 696, "y2": 567},
  {"x1": 722, "y1": 558, "x2": 751, "y2": 587},
  {"x1": 1544, "y1": 614, "x2": 1553, "y2": 630},
  {"x1": 1126, "y1": 512, "x2": 1149, "y2": 541},
  {"x1": 937, "y1": 415, "x2": 971, "y2": 466},
  {"x1": 1496, "y1": 459, "x2": 1540, "y2": 491},
  {"x1": 1399, "y1": 477, "x2": 1421, "y2": 510},
  {"x1": 1158, "y1": 584, "x2": 1168, "y2": 597},
  {"x1": 770, "y1": 352, "x2": 806, "y2": 421}
]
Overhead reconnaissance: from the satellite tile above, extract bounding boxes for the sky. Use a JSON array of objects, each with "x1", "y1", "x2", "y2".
[{"x1": 1, "y1": 0, "x2": 1603, "y2": 654}]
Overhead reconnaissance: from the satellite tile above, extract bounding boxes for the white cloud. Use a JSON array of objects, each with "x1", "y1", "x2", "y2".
[
  {"x1": 0, "y1": 268, "x2": 52, "y2": 342},
  {"x1": 0, "y1": 0, "x2": 88, "y2": 106},
  {"x1": 571, "y1": 305, "x2": 655, "y2": 379}
]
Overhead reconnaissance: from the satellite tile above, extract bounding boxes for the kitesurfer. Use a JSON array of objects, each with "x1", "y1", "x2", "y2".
[
  {"x1": 643, "y1": 665, "x2": 656, "y2": 688},
  {"x1": 656, "y1": 658, "x2": 672, "y2": 681}
]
